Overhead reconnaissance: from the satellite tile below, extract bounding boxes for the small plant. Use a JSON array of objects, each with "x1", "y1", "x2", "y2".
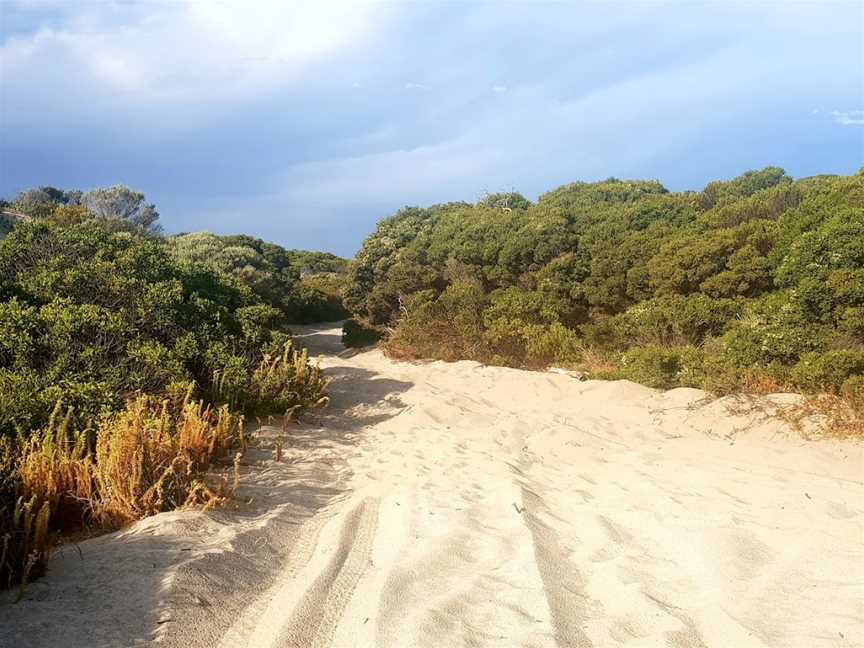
[
  {"x1": 617, "y1": 346, "x2": 706, "y2": 390},
  {"x1": 247, "y1": 341, "x2": 330, "y2": 416},
  {"x1": 17, "y1": 408, "x2": 95, "y2": 530},
  {"x1": 90, "y1": 396, "x2": 243, "y2": 527},
  {"x1": 211, "y1": 341, "x2": 329, "y2": 417},
  {"x1": 0, "y1": 496, "x2": 51, "y2": 593}
]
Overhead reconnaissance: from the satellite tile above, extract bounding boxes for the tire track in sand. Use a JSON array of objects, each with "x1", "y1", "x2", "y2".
[
  {"x1": 518, "y1": 481, "x2": 594, "y2": 648},
  {"x1": 276, "y1": 497, "x2": 380, "y2": 648}
]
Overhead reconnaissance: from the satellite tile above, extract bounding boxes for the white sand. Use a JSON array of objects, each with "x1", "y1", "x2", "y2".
[{"x1": 2, "y1": 323, "x2": 862, "y2": 648}]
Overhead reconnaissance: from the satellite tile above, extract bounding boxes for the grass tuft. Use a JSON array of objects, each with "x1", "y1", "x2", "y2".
[{"x1": 1, "y1": 396, "x2": 245, "y2": 589}]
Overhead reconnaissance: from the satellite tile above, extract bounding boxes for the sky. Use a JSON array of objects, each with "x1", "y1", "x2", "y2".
[{"x1": 1, "y1": 1, "x2": 862, "y2": 256}]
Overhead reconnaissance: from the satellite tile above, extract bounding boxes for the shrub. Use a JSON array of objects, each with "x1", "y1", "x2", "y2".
[
  {"x1": 523, "y1": 323, "x2": 583, "y2": 367},
  {"x1": 244, "y1": 342, "x2": 329, "y2": 416},
  {"x1": 342, "y1": 318, "x2": 384, "y2": 348},
  {"x1": 791, "y1": 351, "x2": 864, "y2": 393},
  {"x1": 168, "y1": 232, "x2": 350, "y2": 324},
  {"x1": 720, "y1": 318, "x2": 825, "y2": 368},
  {"x1": 584, "y1": 295, "x2": 742, "y2": 349},
  {"x1": 718, "y1": 292, "x2": 827, "y2": 368},
  {"x1": 0, "y1": 221, "x2": 315, "y2": 436},
  {"x1": 841, "y1": 376, "x2": 864, "y2": 412},
  {"x1": 344, "y1": 169, "x2": 861, "y2": 395},
  {"x1": 283, "y1": 278, "x2": 350, "y2": 323},
  {"x1": 699, "y1": 167, "x2": 791, "y2": 210},
  {"x1": 0, "y1": 218, "x2": 337, "y2": 590},
  {"x1": 384, "y1": 283, "x2": 488, "y2": 361},
  {"x1": 617, "y1": 346, "x2": 705, "y2": 390}
]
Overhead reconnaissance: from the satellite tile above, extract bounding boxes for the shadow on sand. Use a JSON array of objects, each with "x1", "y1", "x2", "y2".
[{"x1": 0, "y1": 334, "x2": 412, "y2": 648}]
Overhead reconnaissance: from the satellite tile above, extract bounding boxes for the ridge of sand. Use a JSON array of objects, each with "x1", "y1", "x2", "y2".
[{"x1": 2, "y1": 323, "x2": 862, "y2": 648}]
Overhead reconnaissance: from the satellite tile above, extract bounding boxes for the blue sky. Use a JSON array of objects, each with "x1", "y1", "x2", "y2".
[{"x1": 1, "y1": 1, "x2": 862, "y2": 256}]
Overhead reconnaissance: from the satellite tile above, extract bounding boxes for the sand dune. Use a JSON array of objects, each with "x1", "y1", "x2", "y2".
[{"x1": 2, "y1": 323, "x2": 862, "y2": 648}]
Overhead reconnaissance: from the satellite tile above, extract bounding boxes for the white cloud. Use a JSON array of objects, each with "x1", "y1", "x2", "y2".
[
  {"x1": 830, "y1": 110, "x2": 864, "y2": 126},
  {"x1": 1, "y1": 1, "x2": 379, "y2": 108},
  {"x1": 492, "y1": 85, "x2": 508, "y2": 93},
  {"x1": 404, "y1": 82, "x2": 429, "y2": 90}
]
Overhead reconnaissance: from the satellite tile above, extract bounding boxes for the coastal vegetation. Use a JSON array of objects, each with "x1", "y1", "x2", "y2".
[
  {"x1": 344, "y1": 168, "x2": 864, "y2": 403},
  {"x1": 0, "y1": 186, "x2": 337, "y2": 588},
  {"x1": 3, "y1": 167, "x2": 862, "y2": 590}
]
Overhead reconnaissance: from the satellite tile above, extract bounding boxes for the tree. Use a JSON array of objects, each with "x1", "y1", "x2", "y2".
[
  {"x1": 477, "y1": 191, "x2": 532, "y2": 211},
  {"x1": 699, "y1": 166, "x2": 791, "y2": 210},
  {"x1": 11, "y1": 186, "x2": 82, "y2": 218},
  {"x1": 82, "y1": 185, "x2": 161, "y2": 231}
]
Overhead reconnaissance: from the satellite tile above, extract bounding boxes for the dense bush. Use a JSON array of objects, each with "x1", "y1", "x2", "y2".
[
  {"x1": 345, "y1": 167, "x2": 864, "y2": 397},
  {"x1": 283, "y1": 276, "x2": 350, "y2": 323},
  {"x1": 0, "y1": 201, "x2": 340, "y2": 588},
  {"x1": 617, "y1": 346, "x2": 705, "y2": 390},
  {"x1": 583, "y1": 295, "x2": 743, "y2": 349},
  {"x1": 167, "y1": 231, "x2": 349, "y2": 324},
  {"x1": 0, "y1": 221, "x2": 261, "y2": 434},
  {"x1": 791, "y1": 351, "x2": 864, "y2": 393}
]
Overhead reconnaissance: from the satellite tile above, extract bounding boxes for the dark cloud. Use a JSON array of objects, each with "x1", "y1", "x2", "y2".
[{"x1": 1, "y1": 1, "x2": 862, "y2": 255}]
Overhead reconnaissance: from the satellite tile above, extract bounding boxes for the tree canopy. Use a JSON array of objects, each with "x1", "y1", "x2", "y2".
[{"x1": 345, "y1": 167, "x2": 864, "y2": 394}]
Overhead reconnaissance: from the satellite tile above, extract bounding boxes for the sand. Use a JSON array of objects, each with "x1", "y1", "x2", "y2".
[{"x1": 2, "y1": 323, "x2": 862, "y2": 648}]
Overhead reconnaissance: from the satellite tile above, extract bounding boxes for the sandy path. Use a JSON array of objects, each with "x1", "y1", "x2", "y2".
[{"x1": 2, "y1": 323, "x2": 862, "y2": 647}]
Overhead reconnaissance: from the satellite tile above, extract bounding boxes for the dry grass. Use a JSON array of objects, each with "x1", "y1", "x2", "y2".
[
  {"x1": 89, "y1": 396, "x2": 244, "y2": 527},
  {"x1": 573, "y1": 348, "x2": 618, "y2": 377},
  {"x1": 779, "y1": 394, "x2": 864, "y2": 440},
  {"x1": 705, "y1": 367, "x2": 790, "y2": 397},
  {"x1": 1, "y1": 396, "x2": 245, "y2": 589},
  {"x1": 703, "y1": 369, "x2": 864, "y2": 439}
]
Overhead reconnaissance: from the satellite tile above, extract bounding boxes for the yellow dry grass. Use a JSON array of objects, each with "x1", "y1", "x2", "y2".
[{"x1": 2, "y1": 396, "x2": 245, "y2": 589}]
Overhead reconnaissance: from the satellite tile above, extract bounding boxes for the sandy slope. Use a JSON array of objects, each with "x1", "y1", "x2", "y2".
[{"x1": 2, "y1": 324, "x2": 862, "y2": 648}]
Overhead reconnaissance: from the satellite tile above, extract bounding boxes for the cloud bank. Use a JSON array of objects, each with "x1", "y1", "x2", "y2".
[{"x1": 1, "y1": 1, "x2": 862, "y2": 254}]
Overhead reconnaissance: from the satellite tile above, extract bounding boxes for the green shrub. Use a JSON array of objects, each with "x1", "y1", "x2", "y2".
[
  {"x1": 584, "y1": 295, "x2": 742, "y2": 349},
  {"x1": 841, "y1": 376, "x2": 864, "y2": 411},
  {"x1": 523, "y1": 323, "x2": 582, "y2": 366},
  {"x1": 167, "y1": 231, "x2": 349, "y2": 324},
  {"x1": 0, "y1": 221, "x2": 326, "y2": 436},
  {"x1": 385, "y1": 283, "x2": 488, "y2": 361},
  {"x1": 720, "y1": 319, "x2": 825, "y2": 368},
  {"x1": 245, "y1": 342, "x2": 329, "y2": 415},
  {"x1": 618, "y1": 346, "x2": 705, "y2": 390},
  {"x1": 334, "y1": 169, "x2": 862, "y2": 398},
  {"x1": 699, "y1": 167, "x2": 791, "y2": 210},
  {"x1": 282, "y1": 283, "x2": 350, "y2": 323},
  {"x1": 718, "y1": 292, "x2": 826, "y2": 367},
  {"x1": 791, "y1": 351, "x2": 864, "y2": 393}
]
